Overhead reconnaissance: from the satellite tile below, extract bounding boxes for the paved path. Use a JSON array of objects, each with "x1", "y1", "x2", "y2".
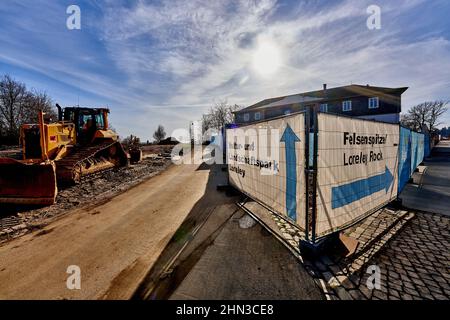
[
  {"x1": 133, "y1": 166, "x2": 324, "y2": 300},
  {"x1": 0, "y1": 154, "x2": 210, "y2": 299},
  {"x1": 305, "y1": 141, "x2": 450, "y2": 300},
  {"x1": 356, "y1": 212, "x2": 450, "y2": 300},
  {"x1": 170, "y1": 209, "x2": 324, "y2": 300},
  {"x1": 401, "y1": 140, "x2": 450, "y2": 216}
]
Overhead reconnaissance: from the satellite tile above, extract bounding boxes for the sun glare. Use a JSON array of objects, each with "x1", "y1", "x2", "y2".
[{"x1": 252, "y1": 40, "x2": 282, "y2": 77}]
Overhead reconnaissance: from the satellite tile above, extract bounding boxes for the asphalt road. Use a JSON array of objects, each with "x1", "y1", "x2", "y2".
[
  {"x1": 133, "y1": 165, "x2": 324, "y2": 300},
  {"x1": 401, "y1": 140, "x2": 450, "y2": 216},
  {"x1": 170, "y1": 209, "x2": 324, "y2": 300},
  {"x1": 0, "y1": 153, "x2": 209, "y2": 299},
  {"x1": 0, "y1": 149, "x2": 324, "y2": 300}
]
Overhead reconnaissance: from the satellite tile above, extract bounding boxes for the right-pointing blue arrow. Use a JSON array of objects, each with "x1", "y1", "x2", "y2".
[{"x1": 331, "y1": 166, "x2": 393, "y2": 209}]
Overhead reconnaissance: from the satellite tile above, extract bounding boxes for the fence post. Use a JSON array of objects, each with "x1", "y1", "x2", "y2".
[
  {"x1": 310, "y1": 107, "x2": 319, "y2": 243},
  {"x1": 303, "y1": 106, "x2": 319, "y2": 244},
  {"x1": 304, "y1": 109, "x2": 310, "y2": 242},
  {"x1": 299, "y1": 106, "x2": 322, "y2": 256}
]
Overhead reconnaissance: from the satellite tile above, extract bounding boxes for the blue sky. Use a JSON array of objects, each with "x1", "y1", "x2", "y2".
[{"x1": 0, "y1": 0, "x2": 449, "y2": 140}]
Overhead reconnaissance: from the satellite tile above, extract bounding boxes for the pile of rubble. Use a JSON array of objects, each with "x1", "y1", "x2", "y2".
[{"x1": 0, "y1": 154, "x2": 173, "y2": 243}]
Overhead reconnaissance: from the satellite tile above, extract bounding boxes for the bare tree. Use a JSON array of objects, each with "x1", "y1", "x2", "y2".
[
  {"x1": 0, "y1": 75, "x2": 27, "y2": 137},
  {"x1": 400, "y1": 113, "x2": 419, "y2": 131},
  {"x1": 153, "y1": 124, "x2": 166, "y2": 143},
  {"x1": 202, "y1": 101, "x2": 241, "y2": 132},
  {"x1": 428, "y1": 100, "x2": 448, "y2": 130},
  {"x1": 23, "y1": 89, "x2": 57, "y2": 123},
  {"x1": 0, "y1": 114, "x2": 4, "y2": 137},
  {"x1": 401, "y1": 101, "x2": 449, "y2": 131},
  {"x1": 202, "y1": 113, "x2": 213, "y2": 133},
  {"x1": 0, "y1": 75, "x2": 58, "y2": 145}
]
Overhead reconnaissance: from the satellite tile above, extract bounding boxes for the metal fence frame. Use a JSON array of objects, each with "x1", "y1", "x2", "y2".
[{"x1": 226, "y1": 107, "x2": 430, "y2": 248}]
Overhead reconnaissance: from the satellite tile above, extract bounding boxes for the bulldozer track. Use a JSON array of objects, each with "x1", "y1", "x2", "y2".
[
  {"x1": 74, "y1": 167, "x2": 115, "y2": 184},
  {"x1": 56, "y1": 140, "x2": 127, "y2": 184}
]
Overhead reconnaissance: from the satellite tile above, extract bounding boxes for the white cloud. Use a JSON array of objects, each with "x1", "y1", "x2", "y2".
[
  {"x1": 99, "y1": 0, "x2": 450, "y2": 136},
  {"x1": 0, "y1": 0, "x2": 449, "y2": 140}
]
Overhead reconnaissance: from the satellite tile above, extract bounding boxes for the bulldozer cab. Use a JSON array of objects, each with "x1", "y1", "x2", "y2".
[{"x1": 62, "y1": 107, "x2": 109, "y2": 144}]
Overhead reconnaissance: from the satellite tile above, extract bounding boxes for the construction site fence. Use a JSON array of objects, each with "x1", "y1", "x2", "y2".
[{"x1": 226, "y1": 109, "x2": 436, "y2": 243}]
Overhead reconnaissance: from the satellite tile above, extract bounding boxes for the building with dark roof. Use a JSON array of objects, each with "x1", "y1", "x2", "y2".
[{"x1": 234, "y1": 84, "x2": 408, "y2": 125}]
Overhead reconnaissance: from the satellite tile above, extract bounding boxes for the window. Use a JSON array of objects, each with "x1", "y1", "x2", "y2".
[
  {"x1": 369, "y1": 97, "x2": 379, "y2": 109},
  {"x1": 254, "y1": 112, "x2": 261, "y2": 121},
  {"x1": 342, "y1": 100, "x2": 352, "y2": 112},
  {"x1": 95, "y1": 114, "x2": 105, "y2": 129},
  {"x1": 243, "y1": 113, "x2": 250, "y2": 122},
  {"x1": 320, "y1": 104, "x2": 328, "y2": 112},
  {"x1": 79, "y1": 114, "x2": 93, "y2": 129},
  {"x1": 284, "y1": 109, "x2": 291, "y2": 115}
]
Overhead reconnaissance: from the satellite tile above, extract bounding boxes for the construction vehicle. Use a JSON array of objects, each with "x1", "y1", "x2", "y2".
[
  {"x1": 0, "y1": 105, "x2": 128, "y2": 205},
  {"x1": 127, "y1": 135, "x2": 143, "y2": 164}
]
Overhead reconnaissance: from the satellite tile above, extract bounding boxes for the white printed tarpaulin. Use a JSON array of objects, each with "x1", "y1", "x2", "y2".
[
  {"x1": 226, "y1": 113, "x2": 306, "y2": 227},
  {"x1": 315, "y1": 113, "x2": 399, "y2": 237}
]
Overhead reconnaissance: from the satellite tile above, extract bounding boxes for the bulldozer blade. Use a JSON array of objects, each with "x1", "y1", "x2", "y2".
[{"x1": 0, "y1": 158, "x2": 57, "y2": 205}]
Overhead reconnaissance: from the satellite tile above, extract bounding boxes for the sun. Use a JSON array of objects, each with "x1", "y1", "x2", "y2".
[{"x1": 251, "y1": 40, "x2": 282, "y2": 77}]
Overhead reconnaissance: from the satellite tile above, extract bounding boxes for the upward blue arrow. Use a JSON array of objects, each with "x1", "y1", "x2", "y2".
[
  {"x1": 280, "y1": 124, "x2": 300, "y2": 221},
  {"x1": 331, "y1": 166, "x2": 394, "y2": 209}
]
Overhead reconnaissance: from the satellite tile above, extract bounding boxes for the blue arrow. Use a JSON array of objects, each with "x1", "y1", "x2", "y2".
[
  {"x1": 280, "y1": 124, "x2": 300, "y2": 221},
  {"x1": 331, "y1": 166, "x2": 394, "y2": 209}
]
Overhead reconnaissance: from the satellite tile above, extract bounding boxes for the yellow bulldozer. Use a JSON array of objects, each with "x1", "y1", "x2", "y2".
[{"x1": 0, "y1": 105, "x2": 128, "y2": 206}]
